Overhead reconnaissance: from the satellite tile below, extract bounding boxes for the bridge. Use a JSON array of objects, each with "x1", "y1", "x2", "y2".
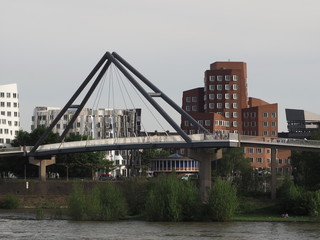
[{"x1": 2, "y1": 51, "x2": 320, "y2": 200}]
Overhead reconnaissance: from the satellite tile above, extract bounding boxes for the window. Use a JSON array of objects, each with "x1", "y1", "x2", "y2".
[
  {"x1": 192, "y1": 106, "x2": 197, "y2": 111},
  {"x1": 6, "y1": 93, "x2": 11, "y2": 98},
  {"x1": 209, "y1": 85, "x2": 215, "y2": 90},
  {"x1": 205, "y1": 120, "x2": 211, "y2": 126},
  {"x1": 0, "y1": 92, "x2": 4, "y2": 98},
  {"x1": 250, "y1": 112, "x2": 256, "y2": 118},
  {"x1": 271, "y1": 112, "x2": 277, "y2": 118},
  {"x1": 6, "y1": 102, "x2": 11, "y2": 107},
  {"x1": 233, "y1": 84, "x2": 238, "y2": 90},
  {"x1": 217, "y1": 85, "x2": 222, "y2": 91},
  {"x1": 217, "y1": 94, "x2": 222, "y2": 99},
  {"x1": 1, "y1": 111, "x2": 4, "y2": 116},
  {"x1": 257, "y1": 157, "x2": 263, "y2": 163},
  {"x1": 13, "y1": 93, "x2": 17, "y2": 98},
  {"x1": 225, "y1": 103, "x2": 230, "y2": 109},
  {"x1": 209, "y1": 103, "x2": 215, "y2": 109},
  {"x1": 225, "y1": 121, "x2": 230, "y2": 127},
  {"x1": 225, "y1": 112, "x2": 230, "y2": 118},
  {"x1": 7, "y1": 112, "x2": 11, "y2": 117},
  {"x1": 233, "y1": 75, "x2": 238, "y2": 81},
  {"x1": 249, "y1": 148, "x2": 254, "y2": 154},
  {"x1": 225, "y1": 93, "x2": 230, "y2": 99},
  {"x1": 217, "y1": 103, "x2": 222, "y2": 109},
  {"x1": 249, "y1": 157, "x2": 254, "y2": 163},
  {"x1": 217, "y1": 75, "x2": 223, "y2": 81},
  {"x1": 263, "y1": 130, "x2": 268, "y2": 136},
  {"x1": 233, "y1": 121, "x2": 238, "y2": 127},
  {"x1": 186, "y1": 106, "x2": 190, "y2": 111},
  {"x1": 209, "y1": 94, "x2": 215, "y2": 100},
  {"x1": 204, "y1": 104, "x2": 207, "y2": 110},
  {"x1": 192, "y1": 97, "x2": 197, "y2": 102},
  {"x1": 251, "y1": 122, "x2": 256, "y2": 127},
  {"x1": 186, "y1": 97, "x2": 191, "y2": 103},
  {"x1": 209, "y1": 76, "x2": 215, "y2": 81},
  {"x1": 233, "y1": 112, "x2": 238, "y2": 118},
  {"x1": 257, "y1": 148, "x2": 262, "y2": 154},
  {"x1": 225, "y1": 84, "x2": 230, "y2": 90},
  {"x1": 0, "y1": 102, "x2": 4, "y2": 107},
  {"x1": 271, "y1": 122, "x2": 276, "y2": 127},
  {"x1": 263, "y1": 112, "x2": 268, "y2": 118},
  {"x1": 225, "y1": 75, "x2": 231, "y2": 81},
  {"x1": 184, "y1": 120, "x2": 189, "y2": 126},
  {"x1": 263, "y1": 122, "x2": 268, "y2": 127},
  {"x1": 271, "y1": 131, "x2": 276, "y2": 136},
  {"x1": 232, "y1": 93, "x2": 238, "y2": 99},
  {"x1": 233, "y1": 103, "x2": 238, "y2": 109},
  {"x1": 278, "y1": 159, "x2": 283, "y2": 164},
  {"x1": 198, "y1": 120, "x2": 203, "y2": 125}
]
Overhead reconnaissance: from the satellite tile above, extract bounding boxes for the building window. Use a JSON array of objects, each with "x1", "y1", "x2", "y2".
[
  {"x1": 217, "y1": 85, "x2": 222, "y2": 91},
  {"x1": 205, "y1": 120, "x2": 211, "y2": 126},
  {"x1": 192, "y1": 106, "x2": 197, "y2": 111},
  {"x1": 6, "y1": 93, "x2": 11, "y2": 98},
  {"x1": 209, "y1": 85, "x2": 215, "y2": 91},
  {"x1": 271, "y1": 131, "x2": 276, "y2": 136},
  {"x1": 198, "y1": 120, "x2": 203, "y2": 125},
  {"x1": 251, "y1": 122, "x2": 256, "y2": 127},
  {"x1": 225, "y1": 84, "x2": 230, "y2": 90},
  {"x1": 233, "y1": 75, "x2": 238, "y2": 81},
  {"x1": 217, "y1": 103, "x2": 222, "y2": 109},
  {"x1": 217, "y1": 75, "x2": 223, "y2": 81},
  {"x1": 0, "y1": 92, "x2": 4, "y2": 98},
  {"x1": 225, "y1": 121, "x2": 230, "y2": 127},
  {"x1": 225, "y1": 112, "x2": 230, "y2": 118},
  {"x1": 249, "y1": 148, "x2": 254, "y2": 154},
  {"x1": 209, "y1": 94, "x2": 215, "y2": 100},
  {"x1": 250, "y1": 112, "x2": 256, "y2": 118},
  {"x1": 204, "y1": 104, "x2": 207, "y2": 110},
  {"x1": 271, "y1": 112, "x2": 277, "y2": 118},
  {"x1": 233, "y1": 103, "x2": 238, "y2": 109},
  {"x1": 249, "y1": 157, "x2": 254, "y2": 163},
  {"x1": 217, "y1": 94, "x2": 222, "y2": 99},
  {"x1": 257, "y1": 148, "x2": 262, "y2": 154},
  {"x1": 232, "y1": 94, "x2": 238, "y2": 100},
  {"x1": 263, "y1": 112, "x2": 268, "y2": 118},
  {"x1": 271, "y1": 122, "x2": 276, "y2": 127},
  {"x1": 233, "y1": 84, "x2": 238, "y2": 90},
  {"x1": 6, "y1": 102, "x2": 11, "y2": 107},
  {"x1": 233, "y1": 112, "x2": 238, "y2": 118},
  {"x1": 186, "y1": 97, "x2": 191, "y2": 103},
  {"x1": 278, "y1": 159, "x2": 283, "y2": 164},
  {"x1": 13, "y1": 93, "x2": 17, "y2": 98},
  {"x1": 263, "y1": 130, "x2": 268, "y2": 136},
  {"x1": 225, "y1": 75, "x2": 231, "y2": 81},
  {"x1": 209, "y1": 103, "x2": 214, "y2": 109},
  {"x1": 233, "y1": 121, "x2": 238, "y2": 127},
  {"x1": 186, "y1": 106, "x2": 190, "y2": 111},
  {"x1": 192, "y1": 97, "x2": 197, "y2": 102},
  {"x1": 263, "y1": 122, "x2": 268, "y2": 127},
  {"x1": 225, "y1": 93, "x2": 230, "y2": 99},
  {"x1": 225, "y1": 103, "x2": 230, "y2": 109},
  {"x1": 184, "y1": 120, "x2": 189, "y2": 126},
  {"x1": 257, "y1": 157, "x2": 263, "y2": 163},
  {"x1": 209, "y1": 76, "x2": 215, "y2": 81}
]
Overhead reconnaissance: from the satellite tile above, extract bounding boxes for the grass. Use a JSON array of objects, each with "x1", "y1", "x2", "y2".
[{"x1": 234, "y1": 214, "x2": 312, "y2": 222}]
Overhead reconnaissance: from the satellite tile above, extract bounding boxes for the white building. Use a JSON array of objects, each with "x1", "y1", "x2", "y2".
[
  {"x1": 32, "y1": 107, "x2": 141, "y2": 177},
  {"x1": 0, "y1": 84, "x2": 20, "y2": 147}
]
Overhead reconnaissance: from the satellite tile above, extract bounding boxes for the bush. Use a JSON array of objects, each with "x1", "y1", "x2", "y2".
[
  {"x1": 0, "y1": 194, "x2": 20, "y2": 209},
  {"x1": 68, "y1": 183, "x2": 127, "y2": 221},
  {"x1": 208, "y1": 178, "x2": 238, "y2": 221},
  {"x1": 145, "y1": 174, "x2": 200, "y2": 221},
  {"x1": 99, "y1": 183, "x2": 127, "y2": 221},
  {"x1": 309, "y1": 190, "x2": 320, "y2": 218}
]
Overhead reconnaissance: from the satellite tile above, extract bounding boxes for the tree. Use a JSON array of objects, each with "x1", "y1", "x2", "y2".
[{"x1": 291, "y1": 131, "x2": 320, "y2": 190}]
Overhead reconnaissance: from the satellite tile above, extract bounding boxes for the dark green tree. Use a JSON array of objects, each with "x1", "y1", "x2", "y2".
[{"x1": 291, "y1": 131, "x2": 320, "y2": 190}]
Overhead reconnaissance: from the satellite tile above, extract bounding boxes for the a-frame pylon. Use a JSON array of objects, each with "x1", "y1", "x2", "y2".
[{"x1": 29, "y1": 51, "x2": 210, "y2": 156}]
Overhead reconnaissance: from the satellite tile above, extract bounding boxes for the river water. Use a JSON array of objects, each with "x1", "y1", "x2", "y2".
[{"x1": 0, "y1": 211, "x2": 320, "y2": 240}]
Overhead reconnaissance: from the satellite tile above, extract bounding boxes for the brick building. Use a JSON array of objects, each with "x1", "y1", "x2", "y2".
[{"x1": 181, "y1": 61, "x2": 291, "y2": 174}]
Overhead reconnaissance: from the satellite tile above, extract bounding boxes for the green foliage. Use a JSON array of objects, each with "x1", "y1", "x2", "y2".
[
  {"x1": 144, "y1": 174, "x2": 200, "y2": 221},
  {"x1": 278, "y1": 177, "x2": 309, "y2": 215},
  {"x1": 68, "y1": 182, "x2": 127, "y2": 221},
  {"x1": 309, "y1": 190, "x2": 320, "y2": 218},
  {"x1": 0, "y1": 194, "x2": 20, "y2": 209},
  {"x1": 68, "y1": 183, "x2": 86, "y2": 220},
  {"x1": 35, "y1": 207, "x2": 44, "y2": 220},
  {"x1": 122, "y1": 178, "x2": 148, "y2": 216},
  {"x1": 208, "y1": 178, "x2": 238, "y2": 221},
  {"x1": 99, "y1": 183, "x2": 127, "y2": 221}
]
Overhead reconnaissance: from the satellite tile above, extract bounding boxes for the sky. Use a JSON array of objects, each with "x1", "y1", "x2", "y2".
[{"x1": 0, "y1": 0, "x2": 319, "y2": 133}]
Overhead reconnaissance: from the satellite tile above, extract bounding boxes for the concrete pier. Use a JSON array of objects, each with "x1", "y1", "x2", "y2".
[{"x1": 29, "y1": 156, "x2": 56, "y2": 181}]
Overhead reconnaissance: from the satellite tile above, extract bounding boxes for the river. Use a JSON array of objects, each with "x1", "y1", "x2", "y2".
[{"x1": 0, "y1": 211, "x2": 320, "y2": 240}]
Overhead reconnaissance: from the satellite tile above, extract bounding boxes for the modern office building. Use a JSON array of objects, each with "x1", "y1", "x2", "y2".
[
  {"x1": 32, "y1": 107, "x2": 141, "y2": 177},
  {"x1": 285, "y1": 108, "x2": 320, "y2": 139},
  {"x1": 181, "y1": 62, "x2": 291, "y2": 174},
  {"x1": 0, "y1": 84, "x2": 20, "y2": 147}
]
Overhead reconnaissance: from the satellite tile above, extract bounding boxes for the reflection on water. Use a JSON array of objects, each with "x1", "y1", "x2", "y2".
[{"x1": 0, "y1": 211, "x2": 320, "y2": 240}]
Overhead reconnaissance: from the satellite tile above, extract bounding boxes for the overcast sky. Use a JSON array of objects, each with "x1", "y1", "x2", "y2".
[{"x1": 1, "y1": 0, "x2": 319, "y2": 133}]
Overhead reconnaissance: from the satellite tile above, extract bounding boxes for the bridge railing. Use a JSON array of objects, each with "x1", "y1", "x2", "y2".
[{"x1": 240, "y1": 135, "x2": 320, "y2": 147}]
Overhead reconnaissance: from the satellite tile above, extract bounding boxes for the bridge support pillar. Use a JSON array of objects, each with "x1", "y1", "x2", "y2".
[
  {"x1": 188, "y1": 148, "x2": 222, "y2": 201},
  {"x1": 271, "y1": 148, "x2": 277, "y2": 200},
  {"x1": 29, "y1": 156, "x2": 56, "y2": 181}
]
